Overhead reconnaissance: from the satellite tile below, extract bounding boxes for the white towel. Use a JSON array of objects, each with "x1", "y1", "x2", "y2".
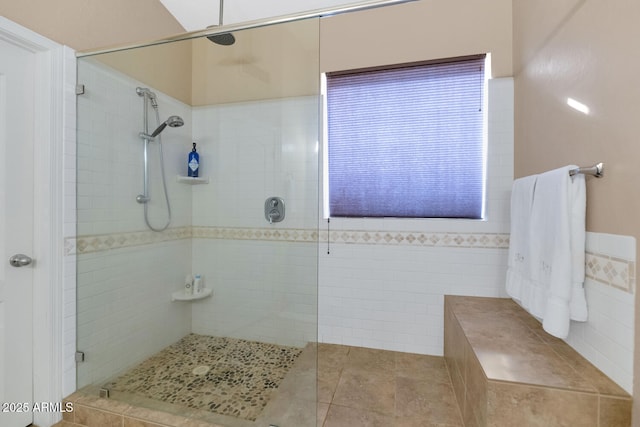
[
  {"x1": 529, "y1": 165, "x2": 588, "y2": 338},
  {"x1": 569, "y1": 171, "x2": 588, "y2": 321},
  {"x1": 505, "y1": 175, "x2": 536, "y2": 304}
]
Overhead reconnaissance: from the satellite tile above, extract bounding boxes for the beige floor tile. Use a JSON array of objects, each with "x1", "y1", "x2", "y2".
[
  {"x1": 395, "y1": 377, "x2": 462, "y2": 425},
  {"x1": 395, "y1": 352, "x2": 450, "y2": 384},
  {"x1": 318, "y1": 343, "x2": 350, "y2": 367},
  {"x1": 344, "y1": 346, "x2": 396, "y2": 374},
  {"x1": 318, "y1": 363, "x2": 342, "y2": 404},
  {"x1": 332, "y1": 369, "x2": 395, "y2": 414},
  {"x1": 323, "y1": 404, "x2": 394, "y2": 427},
  {"x1": 317, "y1": 402, "x2": 330, "y2": 426},
  {"x1": 394, "y1": 416, "x2": 463, "y2": 427},
  {"x1": 254, "y1": 389, "x2": 317, "y2": 427}
]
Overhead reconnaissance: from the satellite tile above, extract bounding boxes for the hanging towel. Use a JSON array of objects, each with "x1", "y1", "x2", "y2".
[
  {"x1": 505, "y1": 175, "x2": 537, "y2": 304},
  {"x1": 569, "y1": 171, "x2": 588, "y2": 322},
  {"x1": 529, "y1": 165, "x2": 587, "y2": 338}
]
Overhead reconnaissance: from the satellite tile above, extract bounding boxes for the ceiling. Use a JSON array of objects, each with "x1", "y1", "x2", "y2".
[{"x1": 158, "y1": 0, "x2": 373, "y2": 32}]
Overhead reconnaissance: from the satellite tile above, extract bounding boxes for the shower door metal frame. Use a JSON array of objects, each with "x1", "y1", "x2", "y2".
[{"x1": 75, "y1": 0, "x2": 416, "y2": 58}]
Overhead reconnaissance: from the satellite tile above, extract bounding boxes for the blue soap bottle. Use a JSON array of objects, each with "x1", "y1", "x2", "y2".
[{"x1": 188, "y1": 142, "x2": 199, "y2": 177}]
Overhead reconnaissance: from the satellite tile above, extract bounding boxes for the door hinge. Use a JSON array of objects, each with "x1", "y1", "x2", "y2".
[{"x1": 75, "y1": 84, "x2": 85, "y2": 95}]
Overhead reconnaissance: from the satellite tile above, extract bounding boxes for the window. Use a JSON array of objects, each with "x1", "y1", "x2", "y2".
[{"x1": 325, "y1": 55, "x2": 486, "y2": 219}]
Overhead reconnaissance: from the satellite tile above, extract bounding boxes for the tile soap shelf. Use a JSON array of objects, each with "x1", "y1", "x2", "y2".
[
  {"x1": 176, "y1": 175, "x2": 209, "y2": 184},
  {"x1": 171, "y1": 288, "x2": 212, "y2": 301}
]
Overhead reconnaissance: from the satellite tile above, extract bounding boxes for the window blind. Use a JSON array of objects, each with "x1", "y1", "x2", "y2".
[{"x1": 326, "y1": 56, "x2": 486, "y2": 218}]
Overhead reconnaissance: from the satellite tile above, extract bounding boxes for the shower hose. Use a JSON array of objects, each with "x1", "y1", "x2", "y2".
[{"x1": 145, "y1": 105, "x2": 172, "y2": 232}]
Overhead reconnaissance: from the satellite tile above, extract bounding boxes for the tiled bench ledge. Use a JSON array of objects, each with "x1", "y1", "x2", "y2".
[{"x1": 444, "y1": 296, "x2": 632, "y2": 427}]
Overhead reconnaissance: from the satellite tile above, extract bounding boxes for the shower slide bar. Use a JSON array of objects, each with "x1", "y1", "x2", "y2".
[{"x1": 569, "y1": 162, "x2": 604, "y2": 178}]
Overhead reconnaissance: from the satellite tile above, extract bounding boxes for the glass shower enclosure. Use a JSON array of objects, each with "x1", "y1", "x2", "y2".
[{"x1": 75, "y1": 17, "x2": 320, "y2": 426}]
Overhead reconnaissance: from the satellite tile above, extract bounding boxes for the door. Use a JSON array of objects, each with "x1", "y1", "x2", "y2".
[{"x1": 0, "y1": 36, "x2": 35, "y2": 427}]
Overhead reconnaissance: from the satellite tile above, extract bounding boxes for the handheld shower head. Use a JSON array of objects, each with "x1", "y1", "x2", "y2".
[{"x1": 150, "y1": 115, "x2": 184, "y2": 138}]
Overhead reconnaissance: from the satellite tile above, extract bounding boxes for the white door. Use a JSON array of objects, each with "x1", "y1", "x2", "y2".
[{"x1": 0, "y1": 36, "x2": 35, "y2": 427}]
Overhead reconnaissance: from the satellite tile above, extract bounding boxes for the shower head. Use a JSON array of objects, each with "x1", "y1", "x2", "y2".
[
  {"x1": 207, "y1": 32, "x2": 235, "y2": 46},
  {"x1": 150, "y1": 115, "x2": 184, "y2": 138},
  {"x1": 207, "y1": 0, "x2": 235, "y2": 45}
]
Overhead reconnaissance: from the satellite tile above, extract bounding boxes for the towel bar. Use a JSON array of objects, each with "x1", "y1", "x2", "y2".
[{"x1": 569, "y1": 162, "x2": 604, "y2": 178}]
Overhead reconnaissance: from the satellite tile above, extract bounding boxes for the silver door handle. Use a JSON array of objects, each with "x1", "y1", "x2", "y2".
[{"x1": 9, "y1": 254, "x2": 33, "y2": 267}]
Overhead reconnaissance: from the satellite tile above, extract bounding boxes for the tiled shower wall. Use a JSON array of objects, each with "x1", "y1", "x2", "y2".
[
  {"x1": 317, "y1": 78, "x2": 514, "y2": 355},
  {"x1": 569, "y1": 232, "x2": 636, "y2": 393},
  {"x1": 76, "y1": 59, "x2": 193, "y2": 236},
  {"x1": 73, "y1": 59, "x2": 193, "y2": 389},
  {"x1": 189, "y1": 98, "x2": 320, "y2": 347}
]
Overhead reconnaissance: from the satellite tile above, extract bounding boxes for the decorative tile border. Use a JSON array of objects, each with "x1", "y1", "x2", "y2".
[
  {"x1": 66, "y1": 226, "x2": 192, "y2": 255},
  {"x1": 192, "y1": 226, "x2": 319, "y2": 243},
  {"x1": 321, "y1": 230, "x2": 510, "y2": 249},
  {"x1": 67, "y1": 229, "x2": 635, "y2": 294},
  {"x1": 586, "y1": 251, "x2": 635, "y2": 294},
  {"x1": 67, "y1": 226, "x2": 510, "y2": 255}
]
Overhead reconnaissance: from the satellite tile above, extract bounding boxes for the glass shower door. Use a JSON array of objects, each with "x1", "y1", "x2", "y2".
[{"x1": 76, "y1": 17, "x2": 319, "y2": 426}]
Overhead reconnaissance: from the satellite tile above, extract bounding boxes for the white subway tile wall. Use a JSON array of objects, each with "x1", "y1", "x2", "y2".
[
  {"x1": 190, "y1": 97, "x2": 320, "y2": 230},
  {"x1": 76, "y1": 59, "x2": 193, "y2": 236},
  {"x1": 191, "y1": 239, "x2": 318, "y2": 347},
  {"x1": 190, "y1": 97, "x2": 320, "y2": 347},
  {"x1": 319, "y1": 244, "x2": 510, "y2": 354},
  {"x1": 566, "y1": 232, "x2": 636, "y2": 393},
  {"x1": 317, "y1": 78, "x2": 515, "y2": 353},
  {"x1": 76, "y1": 241, "x2": 192, "y2": 388},
  {"x1": 74, "y1": 59, "x2": 194, "y2": 388}
]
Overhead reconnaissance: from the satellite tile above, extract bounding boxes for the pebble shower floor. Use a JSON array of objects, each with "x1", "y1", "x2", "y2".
[{"x1": 103, "y1": 334, "x2": 302, "y2": 421}]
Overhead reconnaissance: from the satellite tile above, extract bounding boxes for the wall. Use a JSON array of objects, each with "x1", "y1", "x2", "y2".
[
  {"x1": 316, "y1": 0, "x2": 514, "y2": 353},
  {"x1": 572, "y1": 232, "x2": 635, "y2": 393},
  {"x1": 191, "y1": 18, "x2": 319, "y2": 106},
  {"x1": 319, "y1": 78, "x2": 513, "y2": 353},
  {"x1": 96, "y1": 41, "x2": 193, "y2": 106},
  {"x1": 189, "y1": 97, "x2": 320, "y2": 348},
  {"x1": 320, "y1": 0, "x2": 513, "y2": 77},
  {"x1": 0, "y1": 0, "x2": 184, "y2": 52},
  {"x1": 72, "y1": 58, "x2": 193, "y2": 389},
  {"x1": 0, "y1": 1, "x2": 194, "y2": 105},
  {"x1": 512, "y1": 0, "x2": 640, "y2": 420}
]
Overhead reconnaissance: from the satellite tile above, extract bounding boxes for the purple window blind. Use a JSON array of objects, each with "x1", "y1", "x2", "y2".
[{"x1": 326, "y1": 56, "x2": 485, "y2": 218}]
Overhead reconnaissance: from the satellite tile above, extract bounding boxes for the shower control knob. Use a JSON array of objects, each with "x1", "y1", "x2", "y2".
[{"x1": 264, "y1": 197, "x2": 285, "y2": 224}]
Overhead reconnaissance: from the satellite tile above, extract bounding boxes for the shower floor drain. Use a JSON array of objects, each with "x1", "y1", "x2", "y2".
[{"x1": 192, "y1": 365, "x2": 210, "y2": 375}]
